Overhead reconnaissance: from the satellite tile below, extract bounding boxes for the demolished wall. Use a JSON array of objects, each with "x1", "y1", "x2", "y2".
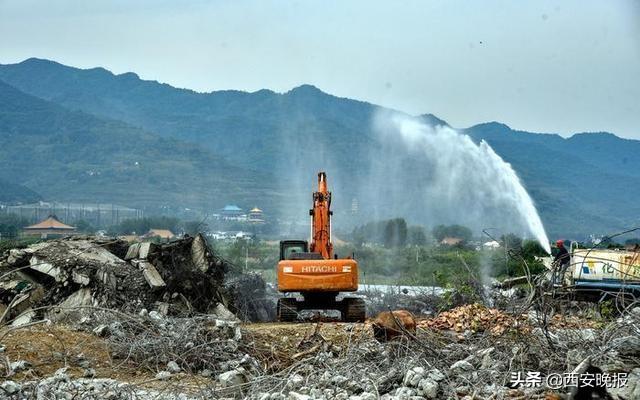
[{"x1": 0, "y1": 234, "x2": 273, "y2": 324}]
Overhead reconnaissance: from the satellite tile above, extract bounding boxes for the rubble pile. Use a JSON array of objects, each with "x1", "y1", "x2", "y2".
[
  {"x1": 361, "y1": 287, "x2": 444, "y2": 317},
  {"x1": 417, "y1": 303, "x2": 601, "y2": 338},
  {"x1": 418, "y1": 303, "x2": 528, "y2": 336},
  {"x1": 1, "y1": 299, "x2": 640, "y2": 398},
  {"x1": 2, "y1": 234, "x2": 640, "y2": 399},
  {"x1": 3, "y1": 369, "x2": 190, "y2": 400},
  {"x1": 96, "y1": 308, "x2": 260, "y2": 377},
  {"x1": 224, "y1": 272, "x2": 277, "y2": 322},
  {"x1": 0, "y1": 234, "x2": 271, "y2": 324},
  {"x1": 547, "y1": 313, "x2": 600, "y2": 329},
  {"x1": 242, "y1": 307, "x2": 640, "y2": 400}
]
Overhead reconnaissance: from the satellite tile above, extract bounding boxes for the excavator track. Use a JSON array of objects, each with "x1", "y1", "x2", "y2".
[
  {"x1": 277, "y1": 298, "x2": 299, "y2": 322},
  {"x1": 343, "y1": 297, "x2": 366, "y2": 322}
]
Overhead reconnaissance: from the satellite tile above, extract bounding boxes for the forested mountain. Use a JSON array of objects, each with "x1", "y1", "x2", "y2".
[
  {"x1": 1, "y1": 58, "x2": 638, "y2": 238},
  {"x1": 0, "y1": 79, "x2": 279, "y2": 210},
  {"x1": 0, "y1": 178, "x2": 41, "y2": 204}
]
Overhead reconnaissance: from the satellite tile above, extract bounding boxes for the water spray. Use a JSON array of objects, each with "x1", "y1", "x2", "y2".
[{"x1": 372, "y1": 111, "x2": 551, "y2": 254}]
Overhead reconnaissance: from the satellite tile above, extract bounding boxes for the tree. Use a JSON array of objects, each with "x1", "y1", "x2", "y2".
[
  {"x1": 0, "y1": 213, "x2": 29, "y2": 239},
  {"x1": 522, "y1": 240, "x2": 547, "y2": 258},
  {"x1": 382, "y1": 218, "x2": 408, "y2": 248},
  {"x1": 183, "y1": 220, "x2": 209, "y2": 236},
  {"x1": 501, "y1": 233, "x2": 523, "y2": 250},
  {"x1": 352, "y1": 218, "x2": 409, "y2": 247},
  {"x1": 407, "y1": 226, "x2": 427, "y2": 246},
  {"x1": 75, "y1": 219, "x2": 95, "y2": 233},
  {"x1": 432, "y1": 224, "x2": 472, "y2": 243}
]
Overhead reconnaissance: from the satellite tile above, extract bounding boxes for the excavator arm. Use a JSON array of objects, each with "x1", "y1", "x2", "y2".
[{"x1": 309, "y1": 172, "x2": 333, "y2": 259}]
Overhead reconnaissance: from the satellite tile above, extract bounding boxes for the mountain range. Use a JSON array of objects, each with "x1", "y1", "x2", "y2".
[{"x1": 1, "y1": 58, "x2": 639, "y2": 239}]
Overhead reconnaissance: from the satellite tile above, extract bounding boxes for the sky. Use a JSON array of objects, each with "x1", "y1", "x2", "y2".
[{"x1": 1, "y1": 0, "x2": 639, "y2": 138}]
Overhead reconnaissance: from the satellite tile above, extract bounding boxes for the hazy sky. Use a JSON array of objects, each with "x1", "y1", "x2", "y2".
[{"x1": 1, "y1": 0, "x2": 639, "y2": 138}]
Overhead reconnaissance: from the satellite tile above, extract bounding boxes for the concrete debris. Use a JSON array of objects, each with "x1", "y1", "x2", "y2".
[
  {"x1": 0, "y1": 380, "x2": 20, "y2": 395},
  {"x1": 155, "y1": 371, "x2": 172, "y2": 380},
  {"x1": 10, "y1": 308, "x2": 35, "y2": 327},
  {"x1": 29, "y1": 256, "x2": 62, "y2": 281},
  {"x1": 92, "y1": 324, "x2": 109, "y2": 337},
  {"x1": 0, "y1": 234, "x2": 271, "y2": 322},
  {"x1": 1, "y1": 238, "x2": 639, "y2": 400},
  {"x1": 166, "y1": 361, "x2": 181, "y2": 373},
  {"x1": 191, "y1": 233, "x2": 211, "y2": 273},
  {"x1": 135, "y1": 260, "x2": 166, "y2": 288},
  {"x1": 224, "y1": 272, "x2": 277, "y2": 322},
  {"x1": 9, "y1": 360, "x2": 31, "y2": 373},
  {"x1": 449, "y1": 359, "x2": 474, "y2": 373},
  {"x1": 218, "y1": 367, "x2": 248, "y2": 387},
  {"x1": 137, "y1": 242, "x2": 154, "y2": 260},
  {"x1": 149, "y1": 311, "x2": 164, "y2": 326},
  {"x1": 7, "y1": 373, "x2": 197, "y2": 399},
  {"x1": 72, "y1": 270, "x2": 91, "y2": 286},
  {"x1": 124, "y1": 242, "x2": 140, "y2": 260},
  {"x1": 287, "y1": 392, "x2": 311, "y2": 400},
  {"x1": 610, "y1": 367, "x2": 640, "y2": 399}
]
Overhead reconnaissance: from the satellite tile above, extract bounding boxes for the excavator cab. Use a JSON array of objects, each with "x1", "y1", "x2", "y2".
[
  {"x1": 279, "y1": 240, "x2": 308, "y2": 260},
  {"x1": 276, "y1": 172, "x2": 366, "y2": 322}
]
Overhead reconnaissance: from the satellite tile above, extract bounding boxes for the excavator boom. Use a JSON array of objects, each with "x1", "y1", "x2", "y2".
[{"x1": 310, "y1": 172, "x2": 333, "y2": 259}]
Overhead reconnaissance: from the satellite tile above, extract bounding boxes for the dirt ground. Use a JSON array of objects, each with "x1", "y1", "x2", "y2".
[
  {"x1": 1, "y1": 311, "x2": 599, "y2": 383},
  {"x1": 1, "y1": 322, "x2": 371, "y2": 384},
  {"x1": 1, "y1": 324, "x2": 217, "y2": 393}
]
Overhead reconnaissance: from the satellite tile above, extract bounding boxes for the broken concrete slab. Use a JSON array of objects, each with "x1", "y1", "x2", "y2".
[
  {"x1": 191, "y1": 234, "x2": 210, "y2": 273},
  {"x1": 124, "y1": 243, "x2": 141, "y2": 260},
  {"x1": 47, "y1": 288, "x2": 94, "y2": 322},
  {"x1": 138, "y1": 242, "x2": 154, "y2": 260},
  {"x1": 11, "y1": 308, "x2": 35, "y2": 327},
  {"x1": 0, "y1": 234, "x2": 269, "y2": 322},
  {"x1": 218, "y1": 367, "x2": 248, "y2": 387},
  {"x1": 72, "y1": 271, "x2": 91, "y2": 286},
  {"x1": 60, "y1": 288, "x2": 94, "y2": 308},
  {"x1": 28, "y1": 256, "x2": 63, "y2": 281},
  {"x1": 134, "y1": 260, "x2": 166, "y2": 288},
  {"x1": 11, "y1": 286, "x2": 44, "y2": 316},
  {"x1": 94, "y1": 268, "x2": 117, "y2": 290}
]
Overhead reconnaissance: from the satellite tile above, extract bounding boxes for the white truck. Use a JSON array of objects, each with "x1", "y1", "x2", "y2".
[{"x1": 546, "y1": 245, "x2": 640, "y2": 302}]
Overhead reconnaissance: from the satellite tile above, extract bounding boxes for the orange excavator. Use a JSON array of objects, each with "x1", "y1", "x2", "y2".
[{"x1": 276, "y1": 172, "x2": 365, "y2": 322}]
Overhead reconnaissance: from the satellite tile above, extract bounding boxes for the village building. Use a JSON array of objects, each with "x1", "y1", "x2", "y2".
[
  {"x1": 140, "y1": 229, "x2": 176, "y2": 242},
  {"x1": 440, "y1": 237, "x2": 463, "y2": 246},
  {"x1": 483, "y1": 240, "x2": 501, "y2": 249},
  {"x1": 23, "y1": 215, "x2": 77, "y2": 239},
  {"x1": 248, "y1": 207, "x2": 265, "y2": 223},
  {"x1": 220, "y1": 205, "x2": 245, "y2": 220}
]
